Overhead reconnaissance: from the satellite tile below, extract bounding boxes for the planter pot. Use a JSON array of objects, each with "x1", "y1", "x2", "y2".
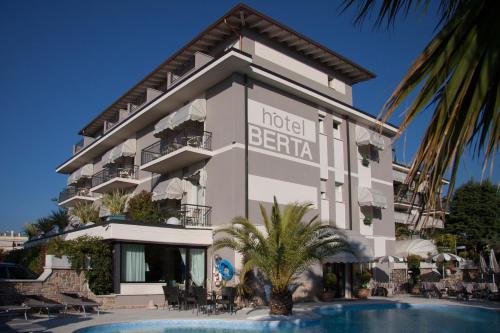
[
  {"x1": 106, "y1": 215, "x2": 127, "y2": 221},
  {"x1": 357, "y1": 288, "x2": 370, "y2": 299},
  {"x1": 322, "y1": 290, "x2": 337, "y2": 301}
]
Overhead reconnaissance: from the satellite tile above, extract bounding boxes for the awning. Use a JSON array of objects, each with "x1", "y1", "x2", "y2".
[
  {"x1": 355, "y1": 125, "x2": 385, "y2": 150},
  {"x1": 392, "y1": 169, "x2": 407, "y2": 183},
  {"x1": 152, "y1": 177, "x2": 186, "y2": 201},
  {"x1": 423, "y1": 216, "x2": 444, "y2": 229},
  {"x1": 102, "y1": 139, "x2": 136, "y2": 164},
  {"x1": 154, "y1": 99, "x2": 206, "y2": 136},
  {"x1": 358, "y1": 187, "x2": 388, "y2": 209},
  {"x1": 395, "y1": 239, "x2": 438, "y2": 258},
  {"x1": 199, "y1": 169, "x2": 207, "y2": 188},
  {"x1": 325, "y1": 233, "x2": 374, "y2": 263},
  {"x1": 67, "y1": 163, "x2": 93, "y2": 185}
]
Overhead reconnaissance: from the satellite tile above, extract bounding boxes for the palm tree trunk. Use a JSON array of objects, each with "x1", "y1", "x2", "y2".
[{"x1": 269, "y1": 290, "x2": 293, "y2": 315}]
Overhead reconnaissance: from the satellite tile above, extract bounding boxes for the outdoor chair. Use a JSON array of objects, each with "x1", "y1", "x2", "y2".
[
  {"x1": 162, "y1": 286, "x2": 181, "y2": 311},
  {"x1": 60, "y1": 292, "x2": 100, "y2": 317},
  {"x1": 216, "y1": 287, "x2": 236, "y2": 314},
  {"x1": 194, "y1": 287, "x2": 213, "y2": 315},
  {"x1": 0, "y1": 303, "x2": 29, "y2": 321},
  {"x1": 184, "y1": 287, "x2": 197, "y2": 311},
  {"x1": 22, "y1": 294, "x2": 66, "y2": 318}
]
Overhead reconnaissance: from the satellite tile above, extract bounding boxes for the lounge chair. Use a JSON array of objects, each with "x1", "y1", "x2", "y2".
[
  {"x1": 0, "y1": 305, "x2": 30, "y2": 320},
  {"x1": 22, "y1": 294, "x2": 66, "y2": 318},
  {"x1": 60, "y1": 292, "x2": 100, "y2": 317}
]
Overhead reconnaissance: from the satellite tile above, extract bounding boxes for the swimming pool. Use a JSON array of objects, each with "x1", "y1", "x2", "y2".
[{"x1": 75, "y1": 303, "x2": 500, "y2": 333}]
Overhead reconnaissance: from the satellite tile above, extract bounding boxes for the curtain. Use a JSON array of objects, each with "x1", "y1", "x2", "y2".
[
  {"x1": 121, "y1": 244, "x2": 145, "y2": 282},
  {"x1": 180, "y1": 248, "x2": 187, "y2": 283},
  {"x1": 190, "y1": 248, "x2": 205, "y2": 287}
]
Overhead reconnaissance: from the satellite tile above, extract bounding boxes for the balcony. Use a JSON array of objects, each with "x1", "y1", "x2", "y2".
[
  {"x1": 58, "y1": 187, "x2": 97, "y2": 208},
  {"x1": 394, "y1": 191, "x2": 423, "y2": 207},
  {"x1": 177, "y1": 204, "x2": 212, "y2": 227},
  {"x1": 141, "y1": 131, "x2": 213, "y2": 174},
  {"x1": 91, "y1": 165, "x2": 140, "y2": 193}
]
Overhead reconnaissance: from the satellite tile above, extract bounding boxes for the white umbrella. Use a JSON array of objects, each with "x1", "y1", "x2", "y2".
[
  {"x1": 432, "y1": 253, "x2": 464, "y2": 278},
  {"x1": 489, "y1": 249, "x2": 499, "y2": 284},
  {"x1": 479, "y1": 255, "x2": 488, "y2": 281}
]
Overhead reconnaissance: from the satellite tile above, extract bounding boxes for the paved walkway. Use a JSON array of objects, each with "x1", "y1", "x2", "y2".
[{"x1": 1, "y1": 295, "x2": 499, "y2": 333}]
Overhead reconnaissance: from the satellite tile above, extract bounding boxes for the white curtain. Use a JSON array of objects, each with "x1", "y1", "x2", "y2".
[
  {"x1": 190, "y1": 248, "x2": 205, "y2": 287},
  {"x1": 121, "y1": 244, "x2": 145, "y2": 282}
]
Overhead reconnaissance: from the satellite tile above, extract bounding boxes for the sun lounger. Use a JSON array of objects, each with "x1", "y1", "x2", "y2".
[
  {"x1": 60, "y1": 292, "x2": 100, "y2": 317},
  {"x1": 0, "y1": 305, "x2": 30, "y2": 320},
  {"x1": 22, "y1": 294, "x2": 66, "y2": 318}
]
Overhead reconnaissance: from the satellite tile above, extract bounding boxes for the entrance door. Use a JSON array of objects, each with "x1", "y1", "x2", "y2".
[{"x1": 324, "y1": 263, "x2": 346, "y2": 298}]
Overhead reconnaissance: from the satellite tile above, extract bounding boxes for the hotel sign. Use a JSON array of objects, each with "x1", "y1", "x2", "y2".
[{"x1": 248, "y1": 99, "x2": 316, "y2": 160}]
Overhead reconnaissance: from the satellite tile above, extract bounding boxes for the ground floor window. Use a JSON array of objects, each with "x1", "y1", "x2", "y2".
[{"x1": 120, "y1": 243, "x2": 206, "y2": 285}]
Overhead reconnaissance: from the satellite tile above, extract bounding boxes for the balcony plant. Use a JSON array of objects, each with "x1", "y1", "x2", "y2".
[
  {"x1": 214, "y1": 197, "x2": 350, "y2": 316},
  {"x1": 102, "y1": 190, "x2": 128, "y2": 221},
  {"x1": 72, "y1": 202, "x2": 99, "y2": 226},
  {"x1": 361, "y1": 155, "x2": 370, "y2": 167},
  {"x1": 363, "y1": 216, "x2": 373, "y2": 226}
]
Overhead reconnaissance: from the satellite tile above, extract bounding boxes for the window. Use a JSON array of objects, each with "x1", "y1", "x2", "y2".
[
  {"x1": 335, "y1": 183, "x2": 343, "y2": 202},
  {"x1": 318, "y1": 116, "x2": 325, "y2": 135},
  {"x1": 333, "y1": 123, "x2": 341, "y2": 140},
  {"x1": 320, "y1": 179, "x2": 327, "y2": 200},
  {"x1": 121, "y1": 243, "x2": 206, "y2": 286}
]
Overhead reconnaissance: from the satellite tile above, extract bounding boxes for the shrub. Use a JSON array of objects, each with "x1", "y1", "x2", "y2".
[
  {"x1": 102, "y1": 190, "x2": 128, "y2": 215},
  {"x1": 360, "y1": 271, "x2": 372, "y2": 288},
  {"x1": 6, "y1": 245, "x2": 46, "y2": 275},
  {"x1": 323, "y1": 272, "x2": 338, "y2": 291},
  {"x1": 64, "y1": 236, "x2": 113, "y2": 295},
  {"x1": 127, "y1": 191, "x2": 161, "y2": 223}
]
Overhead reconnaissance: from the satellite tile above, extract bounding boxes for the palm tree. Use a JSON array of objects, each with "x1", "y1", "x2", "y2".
[
  {"x1": 36, "y1": 217, "x2": 55, "y2": 235},
  {"x1": 23, "y1": 223, "x2": 40, "y2": 240},
  {"x1": 341, "y1": 0, "x2": 499, "y2": 227},
  {"x1": 214, "y1": 198, "x2": 349, "y2": 316},
  {"x1": 48, "y1": 209, "x2": 69, "y2": 231},
  {"x1": 102, "y1": 190, "x2": 128, "y2": 216},
  {"x1": 71, "y1": 202, "x2": 99, "y2": 224}
]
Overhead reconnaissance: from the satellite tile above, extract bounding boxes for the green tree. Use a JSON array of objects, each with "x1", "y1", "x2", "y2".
[
  {"x1": 127, "y1": 190, "x2": 161, "y2": 223},
  {"x1": 102, "y1": 190, "x2": 128, "y2": 215},
  {"x1": 341, "y1": 0, "x2": 500, "y2": 215},
  {"x1": 48, "y1": 209, "x2": 69, "y2": 231},
  {"x1": 71, "y1": 202, "x2": 99, "y2": 224},
  {"x1": 214, "y1": 198, "x2": 349, "y2": 316},
  {"x1": 445, "y1": 180, "x2": 500, "y2": 254}
]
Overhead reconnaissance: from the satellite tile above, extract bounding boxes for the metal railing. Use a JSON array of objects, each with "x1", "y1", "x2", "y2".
[
  {"x1": 73, "y1": 139, "x2": 85, "y2": 155},
  {"x1": 91, "y1": 165, "x2": 139, "y2": 188},
  {"x1": 141, "y1": 131, "x2": 212, "y2": 165},
  {"x1": 59, "y1": 186, "x2": 92, "y2": 203},
  {"x1": 178, "y1": 204, "x2": 212, "y2": 227},
  {"x1": 395, "y1": 191, "x2": 422, "y2": 206}
]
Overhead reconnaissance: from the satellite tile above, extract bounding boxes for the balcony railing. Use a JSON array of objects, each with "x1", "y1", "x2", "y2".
[
  {"x1": 91, "y1": 165, "x2": 139, "y2": 188},
  {"x1": 141, "y1": 131, "x2": 212, "y2": 165},
  {"x1": 178, "y1": 204, "x2": 212, "y2": 227},
  {"x1": 73, "y1": 140, "x2": 85, "y2": 155},
  {"x1": 395, "y1": 191, "x2": 423, "y2": 206},
  {"x1": 59, "y1": 186, "x2": 92, "y2": 203}
]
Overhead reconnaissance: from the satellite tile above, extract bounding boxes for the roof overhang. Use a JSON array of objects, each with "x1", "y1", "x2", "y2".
[
  {"x1": 79, "y1": 3, "x2": 375, "y2": 137},
  {"x1": 57, "y1": 50, "x2": 252, "y2": 173}
]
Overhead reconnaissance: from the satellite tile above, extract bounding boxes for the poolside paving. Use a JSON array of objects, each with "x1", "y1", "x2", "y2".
[{"x1": 1, "y1": 295, "x2": 498, "y2": 333}]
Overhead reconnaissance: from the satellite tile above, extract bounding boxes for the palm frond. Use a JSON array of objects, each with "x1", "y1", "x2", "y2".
[{"x1": 342, "y1": 0, "x2": 499, "y2": 230}]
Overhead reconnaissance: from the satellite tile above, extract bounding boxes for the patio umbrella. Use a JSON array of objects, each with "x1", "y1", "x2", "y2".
[
  {"x1": 489, "y1": 249, "x2": 500, "y2": 284},
  {"x1": 431, "y1": 253, "x2": 464, "y2": 278},
  {"x1": 479, "y1": 255, "x2": 488, "y2": 281}
]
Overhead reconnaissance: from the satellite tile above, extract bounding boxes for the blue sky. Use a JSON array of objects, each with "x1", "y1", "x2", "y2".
[{"x1": 0, "y1": 0, "x2": 497, "y2": 231}]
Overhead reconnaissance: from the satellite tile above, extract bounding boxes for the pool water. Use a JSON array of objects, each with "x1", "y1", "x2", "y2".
[{"x1": 76, "y1": 304, "x2": 500, "y2": 333}]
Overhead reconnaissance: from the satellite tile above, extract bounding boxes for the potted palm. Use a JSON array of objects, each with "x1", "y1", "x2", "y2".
[
  {"x1": 214, "y1": 197, "x2": 349, "y2": 316},
  {"x1": 102, "y1": 190, "x2": 128, "y2": 221},
  {"x1": 322, "y1": 272, "x2": 338, "y2": 301},
  {"x1": 72, "y1": 201, "x2": 99, "y2": 226}
]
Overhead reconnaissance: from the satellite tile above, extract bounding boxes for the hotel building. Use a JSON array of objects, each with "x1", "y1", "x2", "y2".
[{"x1": 52, "y1": 4, "x2": 401, "y2": 301}]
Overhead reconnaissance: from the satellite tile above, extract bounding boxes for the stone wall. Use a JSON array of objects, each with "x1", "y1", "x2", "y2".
[{"x1": 0, "y1": 268, "x2": 96, "y2": 305}]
